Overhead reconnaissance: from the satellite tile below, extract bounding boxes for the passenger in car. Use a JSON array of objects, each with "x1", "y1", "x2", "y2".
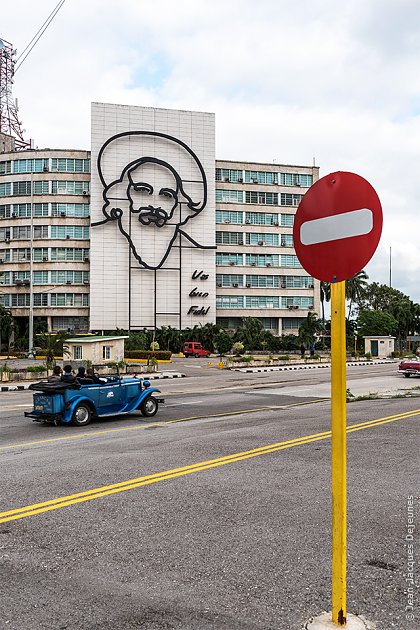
[
  {"x1": 61, "y1": 365, "x2": 78, "y2": 384},
  {"x1": 47, "y1": 365, "x2": 63, "y2": 382},
  {"x1": 86, "y1": 367, "x2": 103, "y2": 384}
]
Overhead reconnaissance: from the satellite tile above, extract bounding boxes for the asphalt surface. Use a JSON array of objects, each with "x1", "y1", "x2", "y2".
[{"x1": 0, "y1": 361, "x2": 418, "y2": 630}]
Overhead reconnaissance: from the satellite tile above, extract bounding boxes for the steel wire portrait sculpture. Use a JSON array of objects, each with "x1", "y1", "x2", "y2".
[{"x1": 92, "y1": 131, "x2": 213, "y2": 270}]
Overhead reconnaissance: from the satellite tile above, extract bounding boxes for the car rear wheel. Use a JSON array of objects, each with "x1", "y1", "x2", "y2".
[
  {"x1": 71, "y1": 403, "x2": 92, "y2": 426},
  {"x1": 404, "y1": 373, "x2": 411, "y2": 378},
  {"x1": 140, "y1": 396, "x2": 158, "y2": 417}
]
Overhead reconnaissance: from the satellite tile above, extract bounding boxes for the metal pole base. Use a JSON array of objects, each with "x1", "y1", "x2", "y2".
[{"x1": 304, "y1": 611, "x2": 376, "y2": 629}]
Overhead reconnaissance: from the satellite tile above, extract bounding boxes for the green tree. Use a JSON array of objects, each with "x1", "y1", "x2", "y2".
[
  {"x1": 278, "y1": 334, "x2": 300, "y2": 352},
  {"x1": 232, "y1": 342, "x2": 244, "y2": 355},
  {"x1": 125, "y1": 330, "x2": 151, "y2": 351},
  {"x1": 345, "y1": 270, "x2": 369, "y2": 319},
  {"x1": 356, "y1": 310, "x2": 398, "y2": 337},
  {"x1": 298, "y1": 312, "x2": 322, "y2": 345},
  {"x1": 357, "y1": 282, "x2": 419, "y2": 347},
  {"x1": 0, "y1": 307, "x2": 17, "y2": 356},
  {"x1": 214, "y1": 330, "x2": 233, "y2": 356},
  {"x1": 155, "y1": 326, "x2": 181, "y2": 352},
  {"x1": 37, "y1": 331, "x2": 70, "y2": 366},
  {"x1": 233, "y1": 317, "x2": 265, "y2": 351},
  {"x1": 259, "y1": 328, "x2": 278, "y2": 352},
  {"x1": 319, "y1": 282, "x2": 331, "y2": 348},
  {"x1": 181, "y1": 323, "x2": 220, "y2": 352},
  {"x1": 320, "y1": 281, "x2": 331, "y2": 326},
  {"x1": 197, "y1": 322, "x2": 221, "y2": 353}
]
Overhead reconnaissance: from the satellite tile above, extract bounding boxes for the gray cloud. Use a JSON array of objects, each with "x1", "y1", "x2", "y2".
[{"x1": 2, "y1": 0, "x2": 420, "y2": 302}]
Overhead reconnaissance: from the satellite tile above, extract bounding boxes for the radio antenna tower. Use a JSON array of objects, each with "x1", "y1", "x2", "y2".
[
  {"x1": 0, "y1": 38, "x2": 31, "y2": 150},
  {"x1": 0, "y1": 0, "x2": 66, "y2": 151}
]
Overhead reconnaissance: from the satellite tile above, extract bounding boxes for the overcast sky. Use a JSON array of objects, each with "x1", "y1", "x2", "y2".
[{"x1": 2, "y1": 0, "x2": 420, "y2": 304}]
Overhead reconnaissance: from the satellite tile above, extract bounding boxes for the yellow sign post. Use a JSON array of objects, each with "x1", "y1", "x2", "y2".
[
  {"x1": 294, "y1": 171, "x2": 382, "y2": 628},
  {"x1": 331, "y1": 281, "x2": 347, "y2": 625}
]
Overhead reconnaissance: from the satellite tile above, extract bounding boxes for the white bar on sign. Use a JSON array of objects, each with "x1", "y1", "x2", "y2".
[{"x1": 300, "y1": 208, "x2": 373, "y2": 245}]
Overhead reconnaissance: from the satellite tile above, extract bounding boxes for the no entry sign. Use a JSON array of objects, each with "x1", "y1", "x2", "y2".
[{"x1": 293, "y1": 171, "x2": 382, "y2": 282}]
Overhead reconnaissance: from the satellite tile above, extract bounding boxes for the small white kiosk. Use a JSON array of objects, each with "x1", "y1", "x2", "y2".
[
  {"x1": 363, "y1": 335, "x2": 395, "y2": 358},
  {"x1": 65, "y1": 336, "x2": 128, "y2": 364}
]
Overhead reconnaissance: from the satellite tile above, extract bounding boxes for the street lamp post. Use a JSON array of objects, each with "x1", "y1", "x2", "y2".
[{"x1": 28, "y1": 168, "x2": 34, "y2": 357}]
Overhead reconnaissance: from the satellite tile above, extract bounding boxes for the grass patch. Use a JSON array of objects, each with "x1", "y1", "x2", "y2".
[{"x1": 346, "y1": 387, "x2": 420, "y2": 402}]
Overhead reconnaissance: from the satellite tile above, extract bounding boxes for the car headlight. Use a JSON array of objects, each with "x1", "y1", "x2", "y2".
[{"x1": 143, "y1": 379, "x2": 151, "y2": 388}]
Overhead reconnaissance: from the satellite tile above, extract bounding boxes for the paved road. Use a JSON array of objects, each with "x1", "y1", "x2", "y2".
[{"x1": 0, "y1": 363, "x2": 418, "y2": 629}]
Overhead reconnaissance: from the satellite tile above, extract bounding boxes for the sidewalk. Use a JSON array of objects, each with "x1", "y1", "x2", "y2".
[{"x1": 231, "y1": 359, "x2": 396, "y2": 373}]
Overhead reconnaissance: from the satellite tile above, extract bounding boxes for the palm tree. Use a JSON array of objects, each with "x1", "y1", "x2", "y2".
[
  {"x1": 198, "y1": 322, "x2": 221, "y2": 352},
  {"x1": 37, "y1": 331, "x2": 70, "y2": 366},
  {"x1": 319, "y1": 282, "x2": 331, "y2": 349},
  {"x1": 320, "y1": 281, "x2": 331, "y2": 326},
  {"x1": 234, "y1": 317, "x2": 264, "y2": 351},
  {"x1": 298, "y1": 312, "x2": 323, "y2": 345},
  {"x1": 346, "y1": 270, "x2": 369, "y2": 319},
  {"x1": 155, "y1": 326, "x2": 181, "y2": 352}
]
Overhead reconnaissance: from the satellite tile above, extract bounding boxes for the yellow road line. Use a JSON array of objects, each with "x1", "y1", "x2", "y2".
[
  {"x1": 0, "y1": 399, "x2": 327, "y2": 451},
  {"x1": 0, "y1": 408, "x2": 418, "y2": 524}
]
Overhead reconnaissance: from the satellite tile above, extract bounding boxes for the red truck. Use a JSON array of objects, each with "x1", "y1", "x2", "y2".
[{"x1": 182, "y1": 342, "x2": 210, "y2": 358}]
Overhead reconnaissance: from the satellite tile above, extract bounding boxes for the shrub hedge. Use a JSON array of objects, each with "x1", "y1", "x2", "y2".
[{"x1": 125, "y1": 350, "x2": 172, "y2": 361}]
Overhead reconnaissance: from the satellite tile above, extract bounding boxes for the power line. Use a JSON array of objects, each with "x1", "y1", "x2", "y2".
[{"x1": 15, "y1": 0, "x2": 66, "y2": 73}]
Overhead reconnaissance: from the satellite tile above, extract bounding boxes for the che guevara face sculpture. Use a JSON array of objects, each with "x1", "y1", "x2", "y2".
[{"x1": 92, "y1": 131, "x2": 209, "y2": 270}]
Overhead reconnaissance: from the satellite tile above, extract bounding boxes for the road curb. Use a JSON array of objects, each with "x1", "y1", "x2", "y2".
[
  {"x1": 232, "y1": 360, "x2": 394, "y2": 373},
  {"x1": 0, "y1": 372, "x2": 186, "y2": 392}
]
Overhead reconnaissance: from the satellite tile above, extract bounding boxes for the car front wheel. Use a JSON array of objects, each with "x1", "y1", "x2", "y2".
[
  {"x1": 404, "y1": 373, "x2": 411, "y2": 378},
  {"x1": 140, "y1": 396, "x2": 158, "y2": 417},
  {"x1": 71, "y1": 403, "x2": 92, "y2": 426}
]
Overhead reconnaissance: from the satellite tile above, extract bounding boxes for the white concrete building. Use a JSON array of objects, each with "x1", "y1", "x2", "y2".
[
  {"x1": 215, "y1": 159, "x2": 320, "y2": 335},
  {"x1": 65, "y1": 335, "x2": 128, "y2": 364},
  {"x1": 0, "y1": 134, "x2": 90, "y2": 333},
  {"x1": 0, "y1": 105, "x2": 320, "y2": 338}
]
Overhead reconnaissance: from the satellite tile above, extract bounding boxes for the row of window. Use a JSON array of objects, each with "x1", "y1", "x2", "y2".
[
  {"x1": 0, "y1": 181, "x2": 90, "y2": 197},
  {"x1": 0, "y1": 225, "x2": 90, "y2": 241},
  {"x1": 0, "y1": 293, "x2": 89, "y2": 308},
  {"x1": 216, "y1": 274, "x2": 314, "y2": 289},
  {"x1": 73, "y1": 344, "x2": 113, "y2": 361},
  {"x1": 51, "y1": 316, "x2": 89, "y2": 332},
  {"x1": 216, "y1": 190, "x2": 304, "y2": 206},
  {"x1": 0, "y1": 158, "x2": 90, "y2": 175},
  {"x1": 216, "y1": 316, "x2": 280, "y2": 330},
  {"x1": 216, "y1": 231, "x2": 293, "y2": 247},
  {"x1": 216, "y1": 210, "x2": 293, "y2": 226},
  {"x1": 0, "y1": 203, "x2": 90, "y2": 218},
  {"x1": 0, "y1": 270, "x2": 90, "y2": 285},
  {"x1": 216, "y1": 317, "x2": 304, "y2": 330},
  {"x1": 215, "y1": 169, "x2": 313, "y2": 187},
  {"x1": 2, "y1": 270, "x2": 311, "y2": 289},
  {"x1": 216, "y1": 253, "x2": 301, "y2": 268},
  {"x1": 216, "y1": 296, "x2": 314, "y2": 309},
  {"x1": 1, "y1": 161, "x2": 310, "y2": 185},
  {"x1": 0, "y1": 248, "x2": 90, "y2": 262}
]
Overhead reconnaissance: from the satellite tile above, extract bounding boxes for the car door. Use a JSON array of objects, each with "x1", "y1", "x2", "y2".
[{"x1": 98, "y1": 382, "x2": 123, "y2": 412}]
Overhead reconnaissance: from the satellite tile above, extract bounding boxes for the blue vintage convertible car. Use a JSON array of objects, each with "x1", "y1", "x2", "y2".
[{"x1": 25, "y1": 375, "x2": 164, "y2": 426}]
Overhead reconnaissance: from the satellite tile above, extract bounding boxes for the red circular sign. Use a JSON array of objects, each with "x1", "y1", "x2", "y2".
[{"x1": 293, "y1": 171, "x2": 382, "y2": 282}]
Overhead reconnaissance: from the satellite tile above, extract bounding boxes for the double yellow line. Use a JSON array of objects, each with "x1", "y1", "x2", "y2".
[{"x1": 0, "y1": 408, "x2": 418, "y2": 524}]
